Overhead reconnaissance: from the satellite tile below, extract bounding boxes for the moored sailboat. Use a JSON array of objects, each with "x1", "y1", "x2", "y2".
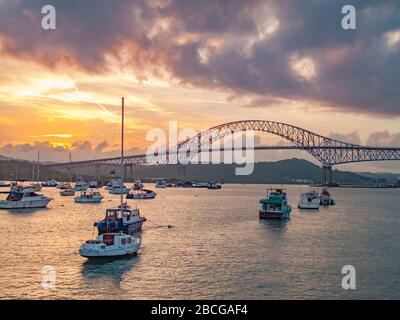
[{"x1": 80, "y1": 97, "x2": 143, "y2": 258}]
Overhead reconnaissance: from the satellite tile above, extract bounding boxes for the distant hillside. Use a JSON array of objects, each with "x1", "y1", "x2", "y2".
[
  {"x1": 71, "y1": 158, "x2": 376, "y2": 185},
  {"x1": 0, "y1": 159, "x2": 70, "y2": 181},
  {"x1": 0, "y1": 156, "x2": 382, "y2": 185}
]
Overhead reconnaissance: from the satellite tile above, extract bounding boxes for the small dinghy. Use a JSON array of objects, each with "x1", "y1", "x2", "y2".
[
  {"x1": 60, "y1": 188, "x2": 75, "y2": 196},
  {"x1": 127, "y1": 189, "x2": 157, "y2": 200},
  {"x1": 79, "y1": 232, "x2": 141, "y2": 258},
  {"x1": 74, "y1": 190, "x2": 103, "y2": 203}
]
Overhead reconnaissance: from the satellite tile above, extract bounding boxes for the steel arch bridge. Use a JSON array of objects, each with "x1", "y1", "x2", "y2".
[{"x1": 46, "y1": 120, "x2": 400, "y2": 185}]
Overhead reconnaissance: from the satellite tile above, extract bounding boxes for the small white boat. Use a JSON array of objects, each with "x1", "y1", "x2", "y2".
[
  {"x1": 41, "y1": 180, "x2": 58, "y2": 187},
  {"x1": 298, "y1": 190, "x2": 320, "y2": 209},
  {"x1": 88, "y1": 180, "x2": 101, "y2": 188},
  {"x1": 133, "y1": 179, "x2": 144, "y2": 190},
  {"x1": 60, "y1": 188, "x2": 75, "y2": 196},
  {"x1": 0, "y1": 185, "x2": 51, "y2": 209},
  {"x1": 58, "y1": 182, "x2": 73, "y2": 190},
  {"x1": 127, "y1": 189, "x2": 157, "y2": 199},
  {"x1": 155, "y1": 180, "x2": 167, "y2": 188},
  {"x1": 74, "y1": 179, "x2": 88, "y2": 191},
  {"x1": 30, "y1": 183, "x2": 42, "y2": 192},
  {"x1": 320, "y1": 187, "x2": 336, "y2": 205},
  {"x1": 105, "y1": 179, "x2": 120, "y2": 190},
  {"x1": 109, "y1": 185, "x2": 130, "y2": 195},
  {"x1": 79, "y1": 232, "x2": 141, "y2": 258},
  {"x1": 74, "y1": 190, "x2": 103, "y2": 203},
  {"x1": 207, "y1": 181, "x2": 222, "y2": 189}
]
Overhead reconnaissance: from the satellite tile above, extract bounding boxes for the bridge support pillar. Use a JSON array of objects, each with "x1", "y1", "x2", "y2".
[
  {"x1": 129, "y1": 165, "x2": 134, "y2": 180},
  {"x1": 94, "y1": 164, "x2": 100, "y2": 180},
  {"x1": 322, "y1": 165, "x2": 332, "y2": 186}
]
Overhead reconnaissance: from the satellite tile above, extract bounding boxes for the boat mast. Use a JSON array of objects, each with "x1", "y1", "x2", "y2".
[
  {"x1": 120, "y1": 96, "x2": 125, "y2": 212},
  {"x1": 37, "y1": 151, "x2": 40, "y2": 182}
]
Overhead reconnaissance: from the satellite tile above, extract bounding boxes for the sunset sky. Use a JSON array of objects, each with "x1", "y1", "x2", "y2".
[{"x1": 0, "y1": 0, "x2": 399, "y2": 172}]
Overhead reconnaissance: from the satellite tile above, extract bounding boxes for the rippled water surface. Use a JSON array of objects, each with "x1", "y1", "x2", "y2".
[{"x1": 0, "y1": 184, "x2": 399, "y2": 299}]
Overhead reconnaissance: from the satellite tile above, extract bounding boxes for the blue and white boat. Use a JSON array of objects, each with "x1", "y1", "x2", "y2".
[{"x1": 259, "y1": 188, "x2": 292, "y2": 220}]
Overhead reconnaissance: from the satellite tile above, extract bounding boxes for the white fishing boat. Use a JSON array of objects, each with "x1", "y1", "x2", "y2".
[
  {"x1": 127, "y1": 189, "x2": 157, "y2": 199},
  {"x1": 298, "y1": 190, "x2": 320, "y2": 209},
  {"x1": 74, "y1": 190, "x2": 103, "y2": 203},
  {"x1": 109, "y1": 184, "x2": 130, "y2": 194},
  {"x1": 79, "y1": 232, "x2": 141, "y2": 258},
  {"x1": 155, "y1": 179, "x2": 167, "y2": 188},
  {"x1": 0, "y1": 185, "x2": 51, "y2": 209},
  {"x1": 133, "y1": 179, "x2": 144, "y2": 190},
  {"x1": 60, "y1": 188, "x2": 75, "y2": 196},
  {"x1": 74, "y1": 178, "x2": 88, "y2": 191}
]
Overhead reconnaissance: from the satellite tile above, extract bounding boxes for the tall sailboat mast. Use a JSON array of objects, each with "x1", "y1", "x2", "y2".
[
  {"x1": 37, "y1": 151, "x2": 40, "y2": 182},
  {"x1": 120, "y1": 96, "x2": 125, "y2": 212}
]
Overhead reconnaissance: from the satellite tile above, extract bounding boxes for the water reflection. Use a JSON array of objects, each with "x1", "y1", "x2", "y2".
[
  {"x1": 2, "y1": 207, "x2": 50, "y2": 215},
  {"x1": 81, "y1": 253, "x2": 140, "y2": 282},
  {"x1": 259, "y1": 218, "x2": 289, "y2": 230}
]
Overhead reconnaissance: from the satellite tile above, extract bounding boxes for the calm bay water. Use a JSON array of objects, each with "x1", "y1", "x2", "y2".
[{"x1": 0, "y1": 184, "x2": 399, "y2": 299}]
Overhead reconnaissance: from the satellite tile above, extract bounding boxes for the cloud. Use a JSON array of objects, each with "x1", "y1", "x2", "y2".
[
  {"x1": 0, "y1": 140, "x2": 142, "y2": 162},
  {"x1": 0, "y1": 1, "x2": 399, "y2": 115},
  {"x1": 328, "y1": 131, "x2": 362, "y2": 145},
  {"x1": 366, "y1": 131, "x2": 400, "y2": 147}
]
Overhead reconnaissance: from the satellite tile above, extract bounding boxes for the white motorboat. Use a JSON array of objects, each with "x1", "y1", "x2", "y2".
[
  {"x1": 74, "y1": 178, "x2": 88, "y2": 191},
  {"x1": 109, "y1": 185, "x2": 130, "y2": 195},
  {"x1": 60, "y1": 188, "x2": 75, "y2": 196},
  {"x1": 298, "y1": 190, "x2": 320, "y2": 209},
  {"x1": 74, "y1": 190, "x2": 103, "y2": 203},
  {"x1": 155, "y1": 179, "x2": 167, "y2": 188},
  {"x1": 105, "y1": 179, "x2": 120, "y2": 190},
  {"x1": 0, "y1": 185, "x2": 51, "y2": 209},
  {"x1": 88, "y1": 180, "x2": 101, "y2": 188},
  {"x1": 127, "y1": 189, "x2": 157, "y2": 199},
  {"x1": 79, "y1": 232, "x2": 141, "y2": 258}
]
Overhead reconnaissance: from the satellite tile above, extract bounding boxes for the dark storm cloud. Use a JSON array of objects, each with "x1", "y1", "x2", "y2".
[{"x1": 0, "y1": 0, "x2": 399, "y2": 115}]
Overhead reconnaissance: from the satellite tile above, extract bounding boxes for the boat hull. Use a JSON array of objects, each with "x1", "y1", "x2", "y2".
[
  {"x1": 126, "y1": 192, "x2": 156, "y2": 199},
  {"x1": 259, "y1": 210, "x2": 291, "y2": 220},
  {"x1": 74, "y1": 197, "x2": 102, "y2": 203},
  {"x1": 298, "y1": 202, "x2": 320, "y2": 209},
  {"x1": 0, "y1": 198, "x2": 51, "y2": 209}
]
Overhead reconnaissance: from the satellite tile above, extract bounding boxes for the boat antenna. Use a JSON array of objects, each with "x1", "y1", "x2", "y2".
[{"x1": 120, "y1": 96, "x2": 125, "y2": 214}]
